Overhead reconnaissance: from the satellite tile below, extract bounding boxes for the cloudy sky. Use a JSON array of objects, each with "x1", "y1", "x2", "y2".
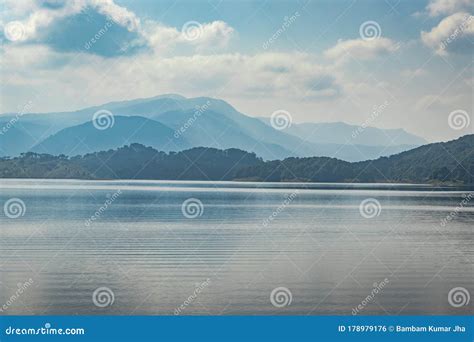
[{"x1": 0, "y1": 0, "x2": 472, "y2": 142}]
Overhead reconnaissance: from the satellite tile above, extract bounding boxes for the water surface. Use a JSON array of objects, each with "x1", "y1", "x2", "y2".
[{"x1": 0, "y1": 179, "x2": 472, "y2": 315}]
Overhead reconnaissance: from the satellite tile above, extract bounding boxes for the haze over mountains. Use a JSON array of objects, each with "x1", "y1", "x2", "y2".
[
  {"x1": 259, "y1": 120, "x2": 426, "y2": 147},
  {"x1": 0, "y1": 94, "x2": 427, "y2": 161}
]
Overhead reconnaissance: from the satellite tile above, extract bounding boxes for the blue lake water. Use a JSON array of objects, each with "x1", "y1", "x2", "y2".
[{"x1": 0, "y1": 179, "x2": 472, "y2": 315}]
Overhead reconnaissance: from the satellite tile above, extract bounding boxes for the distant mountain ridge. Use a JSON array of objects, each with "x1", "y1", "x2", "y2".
[
  {"x1": 257, "y1": 119, "x2": 427, "y2": 147},
  {"x1": 0, "y1": 94, "x2": 426, "y2": 161},
  {"x1": 31, "y1": 116, "x2": 190, "y2": 156},
  {"x1": 1, "y1": 135, "x2": 472, "y2": 184}
]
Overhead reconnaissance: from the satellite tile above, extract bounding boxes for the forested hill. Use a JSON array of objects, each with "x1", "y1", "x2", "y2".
[
  {"x1": 355, "y1": 133, "x2": 473, "y2": 183},
  {"x1": 235, "y1": 134, "x2": 474, "y2": 184},
  {"x1": 0, "y1": 135, "x2": 472, "y2": 184},
  {"x1": 0, "y1": 144, "x2": 262, "y2": 181}
]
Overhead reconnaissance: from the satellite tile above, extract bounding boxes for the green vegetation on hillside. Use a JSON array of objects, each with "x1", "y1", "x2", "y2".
[{"x1": 1, "y1": 135, "x2": 472, "y2": 184}]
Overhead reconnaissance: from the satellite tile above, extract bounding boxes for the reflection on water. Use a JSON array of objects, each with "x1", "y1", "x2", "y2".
[{"x1": 0, "y1": 179, "x2": 472, "y2": 315}]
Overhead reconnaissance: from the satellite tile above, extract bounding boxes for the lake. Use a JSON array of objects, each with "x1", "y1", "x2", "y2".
[{"x1": 0, "y1": 179, "x2": 472, "y2": 315}]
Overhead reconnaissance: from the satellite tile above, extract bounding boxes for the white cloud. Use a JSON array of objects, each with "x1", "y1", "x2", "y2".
[
  {"x1": 91, "y1": 0, "x2": 140, "y2": 31},
  {"x1": 1, "y1": 0, "x2": 83, "y2": 41},
  {"x1": 0, "y1": 0, "x2": 234, "y2": 53},
  {"x1": 421, "y1": 12, "x2": 474, "y2": 55},
  {"x1": 1, "y1": 0, "x2": 142, "y2": 40},
  {"x1": 324, "y1": 38, "x2": 400, "y2": 62},
  {"x1": 415, "y1": 93, "x2": 465, "y2": 111},
  {"x1": 426, "y1": 0, "x2": 474, "y2": 17},
  {"x1": 401, "y1": 68, "x2": 428, "y2": 79},
  {"x1": 0, "y1": 45, "x2": 340, "y2": 112},
  {"x1": 143, "y1": 20, "x2": 235, "y2": 53},
  {"x1": 189, "y1": 21, "x2": 235, "y2": 51}
]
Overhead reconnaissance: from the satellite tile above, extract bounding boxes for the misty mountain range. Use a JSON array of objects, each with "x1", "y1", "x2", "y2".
[{"x1": 0, "y1": 94, "x2": 427, "y2": 161}]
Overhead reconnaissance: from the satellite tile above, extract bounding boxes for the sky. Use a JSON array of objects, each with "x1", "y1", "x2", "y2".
[{"x1": 0, "y1": 0, "x2": 472, "y2": 142}]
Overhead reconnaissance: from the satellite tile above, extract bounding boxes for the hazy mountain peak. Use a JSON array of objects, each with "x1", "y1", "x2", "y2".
[
  {"x1": 150, "y1": 93, "x2": 187, "y2": 100},
  {"x1": 30, "y1": 115, "x2": 189, "y2": 156},
  {"x1": 257, "y1": 118, "x2": 426, "y2": 147}
]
